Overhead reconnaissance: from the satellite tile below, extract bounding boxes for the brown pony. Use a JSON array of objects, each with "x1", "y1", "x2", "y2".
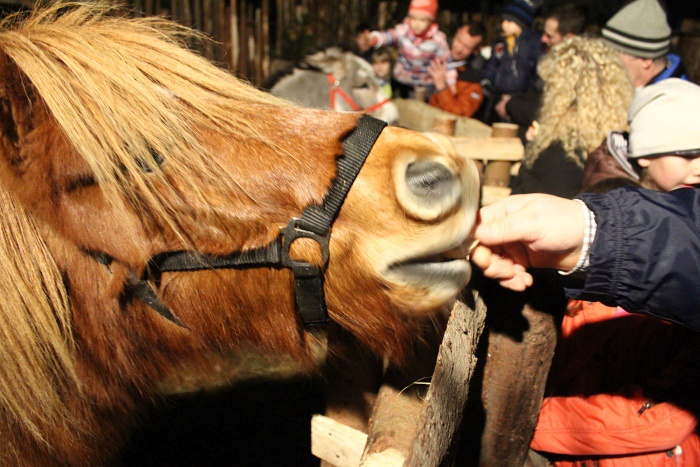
[{"x1": 0, "y1": 2, "x2": 479, "y2": 464}]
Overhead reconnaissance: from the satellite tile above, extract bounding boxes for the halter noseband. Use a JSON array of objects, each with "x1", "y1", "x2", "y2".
[
  {"x1": 327, "y1": 73, "x2": 392, "y2": 113},
  {"x1": 104, "y1": 115, "x2": 386, "y2": 328}
]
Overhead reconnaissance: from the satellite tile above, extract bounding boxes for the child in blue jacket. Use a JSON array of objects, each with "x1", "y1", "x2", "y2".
[{"x1": 482, "y1": 0, "x2": 542, "y2": 121}]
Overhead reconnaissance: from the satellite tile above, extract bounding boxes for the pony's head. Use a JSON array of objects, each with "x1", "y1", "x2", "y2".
[{"x1": 0, "y1": 2, "x2": 479, "y2": 463}]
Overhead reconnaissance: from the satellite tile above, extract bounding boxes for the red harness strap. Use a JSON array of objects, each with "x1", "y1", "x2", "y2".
[{"x1": 327, "y1": 73, "x2": 391, "y2": 113}]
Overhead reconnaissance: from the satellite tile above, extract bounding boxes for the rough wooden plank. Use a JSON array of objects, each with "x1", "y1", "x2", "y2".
[
  {"x1": 312, "y1": 415, "x2": 367, "y2": 467},
  {"x1": 359, "y1": 379, "x2": 422, "y2": 466},
  {"x1": 393, "y1": 98, "x2": 493, "y2": 138},
  {"x1": 450, "y1": 136, "x2": 524, "y2": 162},
  {"x1": 479, "y1": 304, "x2": 556, "y2": 464},
  {"x1": 460, "y1": 272, "x2": 562, "y2": 466},
  {"x1": 404, "y1": 295, "x2": 487, "y2": 466},
  {"x1": 359, "y1": 322, "x2": 444, "y2": 466}
]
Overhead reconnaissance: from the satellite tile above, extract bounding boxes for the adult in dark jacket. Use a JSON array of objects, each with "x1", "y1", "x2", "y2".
[
  {"x1": 499, "y1": 3, "x2": 586, "y2": 133},
  {"x1": 471, "y1": 187, "x2": 700, "y2": 332},
  {"x1": 510, "y1": 37, "x2": 632, "y2": 199}
]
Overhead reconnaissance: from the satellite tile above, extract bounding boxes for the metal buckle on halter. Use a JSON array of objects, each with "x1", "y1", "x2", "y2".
[{"x1": 280, "y1": 217, "x2": 330, "y2": 271}]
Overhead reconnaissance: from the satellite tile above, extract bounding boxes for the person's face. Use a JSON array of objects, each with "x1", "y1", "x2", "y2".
[
  {"x1": 501, "y1": 19, "x2": 521, "y2": 37},
  {"x1": 372, "y1": 60, "x2": 391, "y2": 79},
  {"x1": 356, "y1": 29, "x2": 372, "y2": 53},
  {"x1": 541, "y1": 18, "x2": 563, "y2": 50},
  {"x1": 619, "y1": 52, "x2": 650, "y2": 88},
  {"x1": 638, "y1": 153, "x2": 700, "y2": 191},
  {"x1": 451, "y1": 28, "x2": 482, "y2": 61},
  {"x1": 409, "y1": 14, "x2": 433, "y2": 35}
]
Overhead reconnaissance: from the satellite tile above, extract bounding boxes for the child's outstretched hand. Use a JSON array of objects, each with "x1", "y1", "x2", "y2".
[{"x1": 428, "y1": 58, "x2": 447, "y2": 91}]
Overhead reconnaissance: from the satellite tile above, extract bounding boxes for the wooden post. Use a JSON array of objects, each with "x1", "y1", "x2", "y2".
[
  {"x1": 170, "y1": 0, "x2": 180, "y2": 23},
  {"x1": 360, "y1": 345, "x2": 440, "y2": 465},
  {"x1": 133, "y1": 0, "x2": 144, "y2": 16},
  {"x1": 359, "y1": 297, "x2": 486, "y2": 466},
  {"x1": 193, "y1": 0, "x2": 203, "y2": 31},
  {"x1": 254, "y1": 6, "x2": 262, "y2": 86},
  {"x1": 404, "y1": 294, "x2": 487, "y2": 466},
  {"x1": 237, "y1": 2, "x2": 248, "y2": 77},
  {"x1": 202, "y1": 0, "x2": 214, "y2": 60},
  {"x1": 273, "y1": 0, "x2": 281, "y2": 57},
  {"x1": 459, "y1": 271, "x2": 562, "y2": 465},
  {"x1": 230, "y1": 0, "x2": 238, "y2": 72},
  {"x1": 183, "y1": 0, "x2": 192, "y2": 28},
  {"x1": 261, "y1": 0, "x2": 270, "y2": 80}
]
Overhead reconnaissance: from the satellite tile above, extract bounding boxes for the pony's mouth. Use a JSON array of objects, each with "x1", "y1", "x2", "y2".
[{"x1": 385, "y1": 242, "x2": 473, "y2": 292}]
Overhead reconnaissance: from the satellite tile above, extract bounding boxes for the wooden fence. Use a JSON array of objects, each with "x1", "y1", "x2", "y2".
[
  {"x1": 126, "y1": 1, "x2": 700, "y2": 87},
  {"x1": 1, "y1": 1, "x2": 698, "y2": 86},
  {"x1": 128, "y1": 0, "x2": 491, "y2": 85}
]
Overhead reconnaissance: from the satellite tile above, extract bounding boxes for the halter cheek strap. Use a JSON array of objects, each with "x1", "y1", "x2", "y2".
[
  {"x1": 107, "y1": 115, "x2": 386, "y2": 328},
  {"x1": 327, "y1": 73, "x2": 392, "y2": 113}
]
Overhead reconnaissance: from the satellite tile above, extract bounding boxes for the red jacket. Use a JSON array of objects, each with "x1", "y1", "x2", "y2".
[
  {"x1": 429, "y1": 80, "x2": 483, "y2": 118},
  {"x1": 531, "y1": 301, "x2": 700, "y2": 466}
]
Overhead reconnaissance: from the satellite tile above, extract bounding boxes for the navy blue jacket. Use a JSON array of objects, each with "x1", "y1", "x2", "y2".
[
  {"x1": 568, "y1": 187, "x2": 700, "y2": 331},
  {"x1": 482, "y1": 30, "x2": 542, "y2": 96}
]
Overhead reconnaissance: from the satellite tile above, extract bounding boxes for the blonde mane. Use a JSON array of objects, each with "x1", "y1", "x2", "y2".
[
  {"x1": 0, "y1": 182, "x2": 74, "y2": 445},
  {"x1": 0, "y1": 1, "x2": 291, "y2": 239},
  {"x1": 0, "y1": 0, "x2": 296, "y2": 449}
]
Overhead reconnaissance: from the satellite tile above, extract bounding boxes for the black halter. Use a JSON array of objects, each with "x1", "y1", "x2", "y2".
[{"x1": 101, "y1": 115, "x2": 386, "y2": 328}]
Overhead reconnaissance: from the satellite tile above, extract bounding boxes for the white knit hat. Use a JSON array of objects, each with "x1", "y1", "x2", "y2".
[
  {"x1": 602, "y1": 0, "x2": 671, "y2": 59},
  {"x1": 627, "y1": 79, "x2": 700, "y2": 158}
]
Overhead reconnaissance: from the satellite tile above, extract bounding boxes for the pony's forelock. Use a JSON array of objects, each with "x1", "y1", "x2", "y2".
[{"x1": 0, "y1": 0, "x2": 292, "y2": 245}]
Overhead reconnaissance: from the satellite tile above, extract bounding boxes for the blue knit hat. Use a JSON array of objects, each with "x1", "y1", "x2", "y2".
[{"x1": 503, "y1": 0, "x2": 536, "y2": 30}]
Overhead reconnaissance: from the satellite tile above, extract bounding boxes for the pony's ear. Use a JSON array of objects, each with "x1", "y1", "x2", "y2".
[{"x1": 0, "y1": 51, "x2": 35, "y2": 170}]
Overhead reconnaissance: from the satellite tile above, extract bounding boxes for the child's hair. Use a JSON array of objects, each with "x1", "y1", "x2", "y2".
[{"x1": 372, "y1": 46, "x2": 394, "y2": 64}]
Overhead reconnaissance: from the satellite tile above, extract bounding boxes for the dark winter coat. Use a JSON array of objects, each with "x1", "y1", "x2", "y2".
[
  {"x1": 482, "y1": 30, "x2": 542, "y2": 96},
  {"x1": 510, "y1": 141, "x2": 584, "y2": 199},
  {"x1": 570, "y1": 187, "x2": 700, "y2": 332}
]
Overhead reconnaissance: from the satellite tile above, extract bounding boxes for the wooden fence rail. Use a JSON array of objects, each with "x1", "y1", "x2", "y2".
[{"x1": 127, "y1": 0, "x2": 491, "y2": 86}]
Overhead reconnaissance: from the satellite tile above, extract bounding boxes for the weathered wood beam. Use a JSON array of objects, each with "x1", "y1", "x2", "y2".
[
  {"x1": 449, "y1": 137, "x2": 524, "y2": 162},
  {"x1": 404, "y1": 294, "x2": 487, "y2": 466},
  {"x1": 360, "y1": 297, "x2": 486, "y2": 466},
  {"x1": 312, "y1": 415, "x2": 367, "y2": 467},
  {"x1": 460, "y1": 271, "x2": 562, "y2": 466}
]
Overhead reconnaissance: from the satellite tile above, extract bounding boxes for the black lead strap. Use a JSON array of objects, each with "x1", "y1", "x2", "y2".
[{"x1": 127, "y1": 115, "x2": 386, "y2": 327}]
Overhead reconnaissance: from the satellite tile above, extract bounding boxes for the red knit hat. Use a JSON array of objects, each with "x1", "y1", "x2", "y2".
[{"x1": 408, "y1": 0, "x2": 438, "y2": 20}]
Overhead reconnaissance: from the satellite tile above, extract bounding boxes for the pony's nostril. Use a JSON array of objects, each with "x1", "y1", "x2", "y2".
[{"x1": 405, "y1": 160, "x2": 456, "y2": 204}]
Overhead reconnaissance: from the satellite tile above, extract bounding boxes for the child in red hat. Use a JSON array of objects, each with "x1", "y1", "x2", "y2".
[{"x1": 364, "y1": 0, "x2": 453, "y2": 101}]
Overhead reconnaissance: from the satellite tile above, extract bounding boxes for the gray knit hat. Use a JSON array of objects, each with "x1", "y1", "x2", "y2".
[
  {"x1": 602, "y1": 0, "x2": 671, "y2": 59},
  {"x1": 627, "y1": 79, "x2": 700, "y2": 158}
]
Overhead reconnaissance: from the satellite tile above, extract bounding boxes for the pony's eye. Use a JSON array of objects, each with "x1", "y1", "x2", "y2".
[
  {"x1": 353, "y1": 83, "x2": 370, "y2": 89},
  {"x1": 405, "y1": 160, "x2": 455, "y2": 200}
]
